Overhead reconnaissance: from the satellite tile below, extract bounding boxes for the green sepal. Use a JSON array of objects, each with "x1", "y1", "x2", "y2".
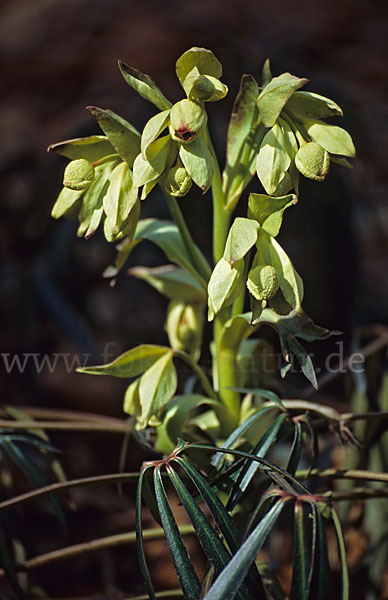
[
  {"x1": 179, "y1": 135, "x2": 214, "y2": 192},
  {"x1": 257, "y1": 72, "x2": 308, "y2": 127},
  {"x1": 138, "y1": 352, "x2": 177, "y2": 429},
  {"x1": 176, "y1": 47, "x2": 223, "y2": 88},
  {"x1": 248, "y1": 193, "x2": 297, "y2": 236},
  {"x1": 208, "y1": 258, "x2": 245, "y2": 320},
  {"x1": 256, "y1": 122, "x2": 292, "y2": 196},
  {"x1": 223, "y1": 217, "x2": 259, "y2": 266},
  {"x1": 118, "y1": 60, "x2": 172, "y2": 111},
  {"x1": 303, "y1": 119, "x2": 355, "y2": 157},
  {"x1": 47, "y1": 135, "x2": 116, "y2": 162},
  {"x1": 285, "y1": 90, "x2": 343, "y2": 120},
  {"x1": 129, "y1": 265, "x2": 207, "y2": 302},
  {"x1": 141, "y1": 109, "x2": 171, "y2": 158},
  {"x1": 77, "y1": 344, "x2": 170, "y2": 378}
]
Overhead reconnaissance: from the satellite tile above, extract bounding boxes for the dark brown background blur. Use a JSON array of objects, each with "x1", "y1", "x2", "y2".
[{"x1": 1, "y1": 0, "x2": 388, "y2": 597}]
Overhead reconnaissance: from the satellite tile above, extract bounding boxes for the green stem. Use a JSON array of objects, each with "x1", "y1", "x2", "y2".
[
  {"x1": 163, "y1": 191, "x2": 211, "y2": 282},
  {"x1": 205, "y1": 127, "x2": 240, "y2": 433},
  {"x1": 174, "y1": 350, "x2": 217, "y2": 401}
]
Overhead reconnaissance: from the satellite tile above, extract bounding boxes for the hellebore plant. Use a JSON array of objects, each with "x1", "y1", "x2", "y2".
[{"x1": 45, "y1": 47, "x2": 362, "y2": 599}]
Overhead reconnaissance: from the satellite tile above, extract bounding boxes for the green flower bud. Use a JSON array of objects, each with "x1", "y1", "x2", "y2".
[
  {"x1": 295, "y1": 142, "x2": 330, "y2": 182},
  {"x1": 166, "y1": 301, "x2": 204, "y2": 359},
  {"x1": 63, "y1": 159, "x2": 95, "y2": 191},
  {"x1": 169, "y1": 99, "x2": 207, "y2": 144},
  {"x1": 247, "y1": 265, "x2": 279, "y2": 301},
  {"x1": 163, "y1": 165, "x2": 192, "y2": 197}
]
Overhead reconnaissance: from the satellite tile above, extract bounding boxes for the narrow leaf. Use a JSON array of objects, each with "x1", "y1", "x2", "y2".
[
  {"x1": 287, "y1": 421, "x2": 303, "y2": 475},
  {"x1": 202, "y1": 499, "x2": 285, "y2": 600},
  {"x1": 290, "y1": 502, "x2": 309, "y2": 600},
  {"x1": 136, "y1": 467, "x2": 157, "y2": 599},
  {"x1": 153, "y1": 467, "x2": 201, "y2": 600}
]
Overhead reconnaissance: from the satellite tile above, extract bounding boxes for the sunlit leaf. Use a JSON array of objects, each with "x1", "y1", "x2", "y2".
[
  {"x1": 119, "y1": 61, "x2": 172, "y2": 111},
  {"x1": 78, "y1": 344, "x2": 170, "y2": 377},
  {"x1": 257, "y1": 72, "x2": 308, "y2": 127},
  {"x1": 87, "y1": 107, "x2": 141, "y2": 167},
  {"x1": 223, "y1": 218, "x2": 259, "y2": 267},
  {"x1": 129, "y1": 265, "x2": 207, "y2": 302}
]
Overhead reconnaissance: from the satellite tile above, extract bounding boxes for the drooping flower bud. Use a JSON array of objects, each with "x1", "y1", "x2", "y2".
[
  {"x1": 166, "y1": 301, "x2": 204, "y2": 360},
  {"x1": 163, "y1": 165, "x2": 192, "y2": 197},
  {"x1": 169, "y1": 99, "x2": 207, "y2": 144},
  {"x1": 295, "y1": 142, "x2": 330, "y2": 182},
  {"x1": 63, "y1": 159, "x2": 95, "y2": 191},
  {"x1": 247, "y1": 265, "x2": 279, "y2": 301}
]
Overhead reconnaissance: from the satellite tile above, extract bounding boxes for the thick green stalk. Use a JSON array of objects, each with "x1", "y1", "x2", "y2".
[
  {"x1": 206, "y1": 129, "x2": 240, "y2": 433},
  {"x1": 163, "y1": 190, "x2": 211, "y2": 282}
]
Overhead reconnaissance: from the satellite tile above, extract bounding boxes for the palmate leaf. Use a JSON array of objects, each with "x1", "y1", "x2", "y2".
[
  {"x1": 129, "y1": 265, "x2": 207, "y2": 303},
  {"x1": 153, "y1": 467, "x2": 201, "y2": 600},
  {"x1": 202, "y1": 499, "x2": 286, "y2": 600},
  {"x1": 252, "y1": 308, "x2": 340, "y2": 388}
]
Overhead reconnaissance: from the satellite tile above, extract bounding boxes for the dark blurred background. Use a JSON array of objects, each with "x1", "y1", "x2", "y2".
[{"x1": 1, "y1": 0, "x2": 388, "y2": 597}]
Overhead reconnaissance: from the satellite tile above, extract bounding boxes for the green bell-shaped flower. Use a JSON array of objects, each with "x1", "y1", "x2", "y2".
[
  {"x1": 163, "y1": 165, "x2": 192, "y2": 197},
  {"x1": 169, "y1": 99, "x2": 207, "y2": 144},
  {"x1": 63, "y1": 159, "x2": 95, "y2": 191},
  {"x1": 295, "y1": 142, "x2": 330, "y2": 182},
  {"x1": 246, "y1": 265, "x2": 279, "y2": 301}
]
